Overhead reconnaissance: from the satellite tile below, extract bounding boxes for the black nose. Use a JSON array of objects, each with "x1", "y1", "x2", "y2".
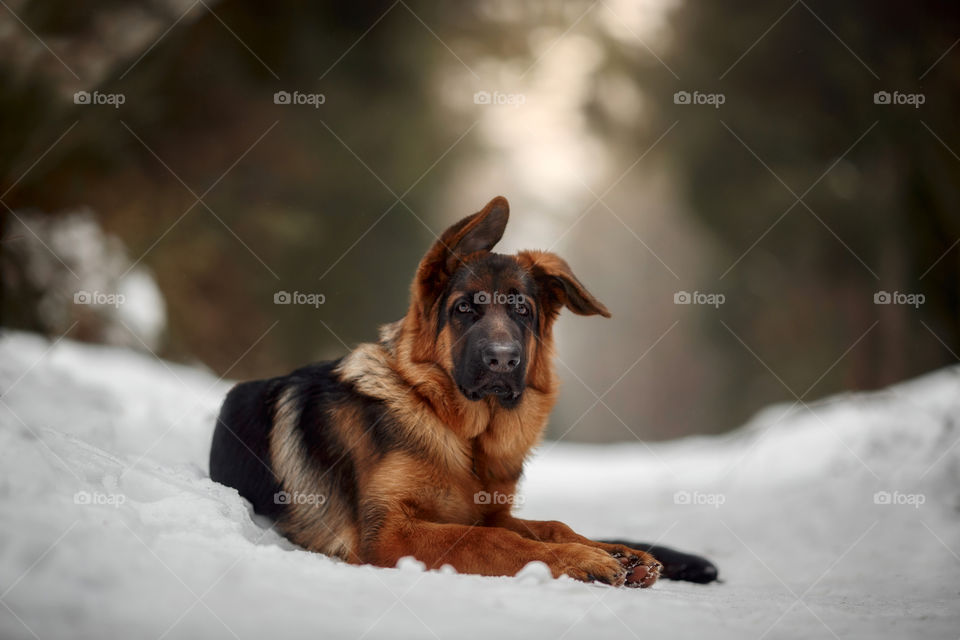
[{"x1": 482, "y1": 342, "x2": 521, "y2": 373}]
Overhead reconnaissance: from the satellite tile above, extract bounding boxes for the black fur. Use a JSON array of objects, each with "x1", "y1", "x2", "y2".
[
  {"x1": 294, "y1": 369, "x2": 362, "y2": 524},
  {"x1": 210, "y1": 377, "x2": 285, "y2": 518},
  {"x1": 210, "y1": 359, "x2": 360, "y2": 519}
]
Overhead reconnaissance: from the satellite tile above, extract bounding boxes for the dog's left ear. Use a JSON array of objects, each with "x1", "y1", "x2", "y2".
[
  {"x1": 413, "y1": 196, "x2": 510, "y2": 314},
  {"x1": 517, "y1": 250, "x2": 611, "y2": 319}
]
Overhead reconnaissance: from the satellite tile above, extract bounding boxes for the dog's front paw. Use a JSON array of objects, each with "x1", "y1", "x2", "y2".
[
  {"x1": 554, "y1": 543, "x2": 627, "y2": 587},
  {"x1": 606, "y1": 545, "x2": 662, "y2": 588}
]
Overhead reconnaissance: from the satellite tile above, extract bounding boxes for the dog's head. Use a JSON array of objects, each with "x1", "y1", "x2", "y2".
[{"x1": 406, "y1": 196, "x2": 610, "y2": 409}]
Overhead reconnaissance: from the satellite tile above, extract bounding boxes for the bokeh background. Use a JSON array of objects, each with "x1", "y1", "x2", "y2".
[{"x1": 1, "y1": 0, "x2": 958, "y2": 442}]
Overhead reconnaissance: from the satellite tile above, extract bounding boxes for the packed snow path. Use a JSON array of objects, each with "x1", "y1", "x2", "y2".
[{"x1": 0, "y1": 330, "x2": 958, "y2": 639}]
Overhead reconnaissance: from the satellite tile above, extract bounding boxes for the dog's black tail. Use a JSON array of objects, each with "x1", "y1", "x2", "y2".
[{"x1": 600, "y1": 540, "x2": 720, "y2": 584}]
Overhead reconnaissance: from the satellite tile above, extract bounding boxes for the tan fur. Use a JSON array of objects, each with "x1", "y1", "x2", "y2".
[
  {"x1": 269, "y1": 387, "x2": 358, "y2": 561},
  {"x1": 336, "y1": 343, "x2": 473, "y2": 476}
]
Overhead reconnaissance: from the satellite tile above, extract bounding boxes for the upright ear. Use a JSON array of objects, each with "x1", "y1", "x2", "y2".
[
  {"x1": 413, "y1": 196, "x2": 510, "y2": 314},
  {"x1": 517, "y1": 250, "x2": 611, "y2": 319}
]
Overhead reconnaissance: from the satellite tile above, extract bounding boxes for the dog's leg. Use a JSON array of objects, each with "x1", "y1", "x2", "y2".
[
  {"x1": 362, "y1": 516, "x2": 629, "y2": 586},
  {"x1": 488, "y1": 515, "x2": 662, "y2": 588}
]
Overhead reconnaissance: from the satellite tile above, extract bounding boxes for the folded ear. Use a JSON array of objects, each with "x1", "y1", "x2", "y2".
[
  {"x1": 413, "y1": 196, "x2": 510, "y2": 314},
  {"x1": 517, "y1": 249, "x2": 611, "y2": 319}
]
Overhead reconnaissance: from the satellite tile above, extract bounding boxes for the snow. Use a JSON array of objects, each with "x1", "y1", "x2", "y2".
[{"x1": 0, "y1": 329, "x2": 958, "y2": 640}]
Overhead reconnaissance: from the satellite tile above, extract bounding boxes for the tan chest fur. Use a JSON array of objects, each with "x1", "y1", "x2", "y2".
[{"x1": 337, "y1": 332, "x2": 556, "y2": 527}]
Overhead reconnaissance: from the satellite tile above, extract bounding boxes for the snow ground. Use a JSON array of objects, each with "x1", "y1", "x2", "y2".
[{"x1": 0, "y1": 329, "x2": 958, "y2": 640}]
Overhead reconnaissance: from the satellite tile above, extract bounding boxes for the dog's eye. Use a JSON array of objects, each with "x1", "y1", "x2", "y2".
[
  {"x1": 456, "y1": 302, "x2": 473, "y2": 314},
  {"x1": 515, "y1": 304, "x2": 529, "y2": 316}
]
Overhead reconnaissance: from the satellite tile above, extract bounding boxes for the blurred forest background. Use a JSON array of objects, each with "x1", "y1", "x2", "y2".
[{"x1": 1, "y1": 0, "x2": 958, "y2": 441}]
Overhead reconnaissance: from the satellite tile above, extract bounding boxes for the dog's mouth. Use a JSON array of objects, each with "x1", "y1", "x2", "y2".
[{"x1": 458, "y1": 382, "x2": 523, "y2": 407}]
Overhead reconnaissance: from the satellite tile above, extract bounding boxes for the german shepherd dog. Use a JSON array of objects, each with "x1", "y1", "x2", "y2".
[{"x1": 210, "y1": 196, "x2": 717, "y2": 587}]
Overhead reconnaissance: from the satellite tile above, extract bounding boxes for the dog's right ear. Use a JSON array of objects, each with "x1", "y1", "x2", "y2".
[
  {"x1": 517, "y1": 249, "x2": 611, "y2": 320},
  {"x1": 412, "y1": 196, "x2": 509, "y2": 316}
]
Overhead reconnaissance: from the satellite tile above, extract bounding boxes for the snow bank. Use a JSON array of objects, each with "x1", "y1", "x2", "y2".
[{"x1": 0, "y1": 330, "x2": 957, "y2": 639}]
